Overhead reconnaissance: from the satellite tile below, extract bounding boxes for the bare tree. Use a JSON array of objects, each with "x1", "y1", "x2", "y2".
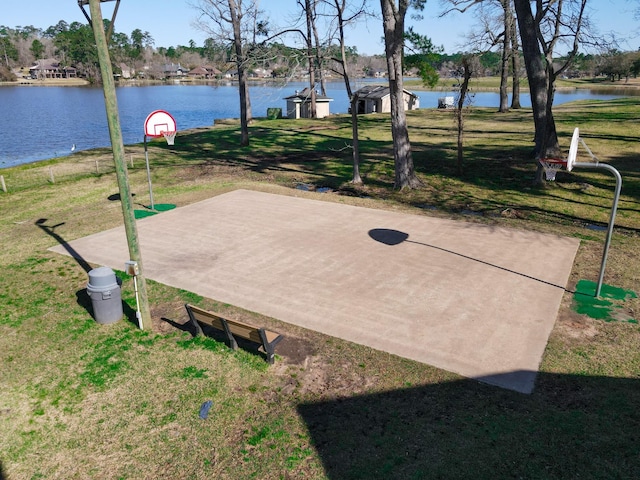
[
  {"x1": 443, "y1": 1, "x2": 520, "y2": 112},
  {"x1": 513, "y1": 0, "x2": 590, "y2": 183},
  {"x1": 509, "y1": 5, "x2": 522, "y2": 109},
  {"x1": 380, "y1": 0, "x2": 421, "y2": 189},
  {"x1": 310, "y1": 2, "x2": 328, "y2": 96},
  {"x1": 192, "y1": 0, "x2": 266, "y2": 146},
  {"x1": 454, "y1": 55, "x2": 479, "y2": 175},
  {"x1": 301, "y1": 0, "x2": 318, "y2": 118},
  {"x1": 326, "y1": 0, "x2": 369, "y2": 184},
  {"x1": 498, "y1": 0, "x2": 511, "y2": 112}
]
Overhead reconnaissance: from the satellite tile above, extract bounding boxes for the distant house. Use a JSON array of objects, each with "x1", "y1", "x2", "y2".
[
  {"x1": 352, "y1": 85, "x2": 419, "y2": 114},
  {"x1": 188, "y1": 65, "x2": 221, "y2": 79},
  {"x1": 118, "y1": 63, "x2": 133, "y2": 79},
  {"x1": 163, "y1": 63, "x2": 185, "y2": 78},
  {"x1": 29, "y1": 59, "x2": 77, "y2": 79},
  {"x1": 284, "y1": 88, "x2": 333, "y2": 119},
  {"x1": 437, "y1": 96, "x2": 455, "y2": 109},
  {"x1": 252, "y1": 67, "x2": 272, "y2": 78},
  {"x1": 188, "y1": 66, "x2": 208, "y2": 77}
]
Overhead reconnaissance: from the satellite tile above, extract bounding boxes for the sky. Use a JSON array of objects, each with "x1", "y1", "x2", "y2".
[{"x1": 2, "y1": 0, "x2": 638, "y2": 56}]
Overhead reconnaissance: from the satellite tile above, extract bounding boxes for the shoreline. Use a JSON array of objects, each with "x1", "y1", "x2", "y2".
[
  {"x1": 0, "y1": 78, "x2": 91, "y2": 87},
  {"x1": 3, "y1": 75, "x2": 640, "y2": 92}
]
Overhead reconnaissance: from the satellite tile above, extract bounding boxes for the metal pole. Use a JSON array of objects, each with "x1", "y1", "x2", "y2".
[
  {"x1": 133, "y1": 274, "x2": 143, "y2": 329},
  {"x1": 87, "y1": 0, "x2": 152, "y2": 330},
  {"x1": 573, "y1": 161, "x2": 622, "y2": 298},
  {"x1": 144, "y1": 135, "x2": 155, "y2": 210}
]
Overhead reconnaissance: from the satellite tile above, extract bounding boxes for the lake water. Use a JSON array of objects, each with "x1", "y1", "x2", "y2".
[{"x1": 0, "y1": 81, "x2": 632, "y2": 168}]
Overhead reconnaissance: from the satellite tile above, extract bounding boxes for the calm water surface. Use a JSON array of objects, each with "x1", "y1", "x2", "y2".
[{"x1": 0, "y1": 82, "x2": 631, "y2": 168}]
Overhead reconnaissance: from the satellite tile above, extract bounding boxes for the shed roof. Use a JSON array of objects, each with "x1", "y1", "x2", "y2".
[
  {"x1": 30, "y1": 58, "x2": 60, "y2": 70},
  {"x1": 284, "y1": 87, "x2": 332, "y2": 102},
  {"x1": 354, "y1": 85, "x2": 417, "y2": 99},
  {"x1": 188, "y1": 66, "x2": 209, "y2": 75}
]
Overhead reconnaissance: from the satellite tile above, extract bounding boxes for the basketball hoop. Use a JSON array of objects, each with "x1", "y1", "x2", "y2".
[
  {"x1": 161, "y1": 130, "x2": 176, "y2": 146},
  {"x1": 143, "y1": 110, "x2": 178, "y2": 210},
  {"x1": 144, "y1": 110, "x2": 177, "y2": 145},
  {"x1": 540, "y1": 128, "x2": 580, "y2": 181},
  {"x1": 539, "y1": 158, "x2": 566, "y2": 181}
]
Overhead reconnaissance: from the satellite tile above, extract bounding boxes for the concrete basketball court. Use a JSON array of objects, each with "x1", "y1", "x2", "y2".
[{"x1": 50, "y1": 189, "x2": 580, "y2": 393}]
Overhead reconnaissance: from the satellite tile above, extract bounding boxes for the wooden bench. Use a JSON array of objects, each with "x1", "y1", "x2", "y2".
[{"x1": 185, "y1": 304, "x2": 283, "y2": 364}]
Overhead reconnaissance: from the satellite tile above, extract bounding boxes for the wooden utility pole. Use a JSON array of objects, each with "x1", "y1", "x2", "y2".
[{"x1": 86, "y1": 0, "x2": 152, "y2": 330}]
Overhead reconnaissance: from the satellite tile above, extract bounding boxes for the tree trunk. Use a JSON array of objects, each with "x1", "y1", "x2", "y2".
[
  {"x1": 509, "y1": 8, "x2": 522, "y2": 109},
  {"x1": 310, "y1": 1, "x2": 327, "y2": 96},
  {"x1": 305, "y1": 0, "x2": 317, "y2": 118},
  {"x1": 513, "y1": 0, "x2": 560, "y2": 182},
  {"x1": 334, "y1": 0, "x2": 362, "y2": 184},
  {"x1": 380, "y1": 0, "x2": 421, "y2": 190},
  {"x1": 456, "y1": 58, "x2": 473, "y2": 175},
  {"x1": 350, "y1": 96, "x2": 363, "y2": 184},
  {"x1": 229, "y1": 0, "x2": 250, "y2": 146},
  {"x1": 498, "y1": 0, "x2": 510, "y2": 113},
  {"x1": 244, "y1": 78, "x2": 252, "y2": 123}
]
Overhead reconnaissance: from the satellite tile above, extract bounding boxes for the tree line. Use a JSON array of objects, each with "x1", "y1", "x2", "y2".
[{"x1": 1, "y1": 18, "x2": 637, "y2": 84}]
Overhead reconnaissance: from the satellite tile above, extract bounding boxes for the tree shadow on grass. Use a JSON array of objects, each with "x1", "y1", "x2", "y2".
[
  {"x1": 298, "y1": 371, "x2": 640, "y2": 479},
  {"x1": 152, "y1": 112, "x2": 640, "y2": 207},
  {"x1": 36, "y1": 218, "x2": 139, "y2": 327}
]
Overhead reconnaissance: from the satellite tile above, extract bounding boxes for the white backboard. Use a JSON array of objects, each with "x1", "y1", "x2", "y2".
[{"x1": 144, "y1": 110, "x2": 177, "y2": 137}]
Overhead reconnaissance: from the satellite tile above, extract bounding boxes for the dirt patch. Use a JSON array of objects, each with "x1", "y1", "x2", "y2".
[
  {"x1": 554, "y1": 307, "x2": 600, "y2": 340},
  {"x1": 151, "y1": 302, "x2": 194, "y2": 335},
  {"x1": 275, "y1": 335, "x2": 317, "y2": 364}
]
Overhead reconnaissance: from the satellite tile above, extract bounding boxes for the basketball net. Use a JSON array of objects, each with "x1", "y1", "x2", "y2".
[
  {"x1": 539, "y1": 158, "x2": 566, "y2": 181},
  {"x1": 162, "y1": 131, "x2": 176, "y2": 146}
]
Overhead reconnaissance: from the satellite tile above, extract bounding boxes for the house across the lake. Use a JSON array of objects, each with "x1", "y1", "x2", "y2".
[
  {"x1": 117, "y1": 63, "x2": 134, "y2": 79},
  {"x1": 188, "y1": 65, "x2": 222, "y2": 79},
  {"x1": 30, "y1": 59, "x2": 77, "y2": 79},
  {"x1": 163, "y1": 63, "x2": 185, "y2": 78},
  {"x1": 352, "y1": 85, "x2": 419, "y2": 114},
  {"x1": 284, "y1": 88, "x2": 333, "y2": 119}
]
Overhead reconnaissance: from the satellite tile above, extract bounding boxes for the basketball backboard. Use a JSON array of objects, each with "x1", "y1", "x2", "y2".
[
  {"x1": 566, "y1": 127, "x2": 579, "y2": 172},
  {"x1": 144, "y1": 110, "x2": 177, "y2": 138}
]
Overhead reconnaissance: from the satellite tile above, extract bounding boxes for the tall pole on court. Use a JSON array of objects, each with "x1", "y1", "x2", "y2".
[{"x1": 84, "y1": 0, "x2": 152, "y2": 330}]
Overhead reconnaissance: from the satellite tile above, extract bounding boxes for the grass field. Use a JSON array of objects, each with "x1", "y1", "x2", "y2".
[{"x1": 1, "y1": 97, "x2": 639, "y2": 479}]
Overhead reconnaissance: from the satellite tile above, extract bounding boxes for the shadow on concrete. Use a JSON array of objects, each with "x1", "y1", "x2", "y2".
[
  {"x1": 368, "y1": 228, "x2": 573, "y2": 291},
  {"x1": 297, "y1": 371, "x2": 640, "y2": 479}
]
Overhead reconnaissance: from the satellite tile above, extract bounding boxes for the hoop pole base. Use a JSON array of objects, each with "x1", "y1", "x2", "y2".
[{"x1": 573, "y1": 161, "x2": 622, "y2": 298}]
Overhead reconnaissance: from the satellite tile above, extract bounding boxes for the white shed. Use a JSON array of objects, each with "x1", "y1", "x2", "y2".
[
  {"x1": 284, "y1": 88, "x2": 333, "y2": 119},
  {"x1": 353, "y1": 85, "x2": 419, "y2": 114}
]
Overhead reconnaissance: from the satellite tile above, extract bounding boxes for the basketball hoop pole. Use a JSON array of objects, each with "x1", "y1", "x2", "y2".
[
  {"x1": 83, "y1": 0, "x2": 152, "y2": 330},
  {"x1": 544, "y1": 128, "x2": 622, "y2": 299},
  {"x1": 143, "y1": 135, "x2": 155, "y2": 210},
  {"x1": 573, "y1": 161, "x2": 622, "y2": 298}
]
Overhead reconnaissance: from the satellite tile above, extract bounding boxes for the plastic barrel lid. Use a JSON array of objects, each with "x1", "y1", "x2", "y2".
[{"x1": 88, "y1": 266, "x2": 118, "y2": 288}]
